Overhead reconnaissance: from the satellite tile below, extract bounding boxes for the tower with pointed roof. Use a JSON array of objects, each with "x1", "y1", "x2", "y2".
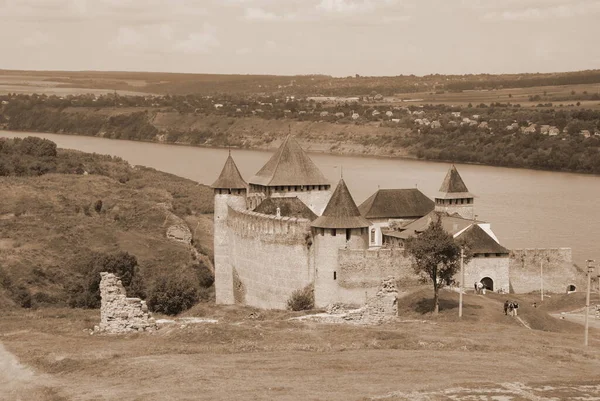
[
  {"x1": 434, "y1": 165, "x2": 475, "y2": 220},
  {"x1": 311, "y1": 179, "x2": 371, "y2": 306},
  {"x1": 212, "y1": 152, "x2": 248, "y2": 304},
  {"x1": 248, "y1": 135, "x2": 332, "y2": 215}
]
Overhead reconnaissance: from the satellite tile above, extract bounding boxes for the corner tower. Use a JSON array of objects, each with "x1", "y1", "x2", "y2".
[
  {"x1": 434, "y1": 164, "x2": 475, "y2": 220},
  {"x1": 248, "y1": 135, "x2": 331, "y2": 215},
  {"x1": 311, "y1": 179, "x2": 371, "y2": 307},
  {"x1": 212, "y1": 152, "x2": 247, "y2": 304}
]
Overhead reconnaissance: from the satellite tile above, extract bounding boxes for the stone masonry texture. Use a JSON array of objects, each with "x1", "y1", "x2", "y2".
[{"x1": 96, "y1": 272, "x2": 156, "y2": 334}]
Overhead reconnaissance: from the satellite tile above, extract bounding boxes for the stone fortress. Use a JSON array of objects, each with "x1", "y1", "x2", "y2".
[{"x1": 213, "y1": 135, "x2": 583, "y2": 309}]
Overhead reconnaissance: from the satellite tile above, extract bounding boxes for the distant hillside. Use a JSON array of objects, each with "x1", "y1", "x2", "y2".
[
  {"x1": 3, "y1": 68, "x2": 600, "y2": 96},
  {"x1": 0, "y1": 137, "x2": 215, "y2": 310}
]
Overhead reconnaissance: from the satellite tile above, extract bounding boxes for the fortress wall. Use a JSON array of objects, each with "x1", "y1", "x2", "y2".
[
  {"x1": 509, "y1": 248, "x2": 584, "y2": 294},
  {"x1": 462, "y1": 256, "x2": 510, "y2": 293},
  {"x1": 227, "y1": 206, "x2": 314, "y2": 309},
  {"x1": 214, "y1": 194, "x2": 246, "y2": 304},
  {"x1": 336, "y1": 248, "x2": 417, "y2": 304}
]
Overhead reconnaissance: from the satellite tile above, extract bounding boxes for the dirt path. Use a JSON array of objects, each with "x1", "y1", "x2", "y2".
[
  {"x1": 0, "y1": 341, "x2": 62, "y2": 401},
  {"x1": 370, "y1": 381, "x2": 600, "y2": 400},
  {"x1": 0, "y1": 342, "x2": 36, "y2": 400}
]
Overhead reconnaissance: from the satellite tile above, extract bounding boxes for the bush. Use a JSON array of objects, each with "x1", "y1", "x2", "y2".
[
  {"x1": 147, "y1": 273, "x2": 199, "y2": 315},
  {"x1": 67, "y1": 251, "x2": 145, "y2": 308},
  {"x1": 286, "y1": 283, "x2": 314, "y2": 311}
]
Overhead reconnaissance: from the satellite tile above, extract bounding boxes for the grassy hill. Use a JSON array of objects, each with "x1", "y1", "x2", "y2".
[{"x1": 0, "y1": 137, "x2": 214, "y2": 309}]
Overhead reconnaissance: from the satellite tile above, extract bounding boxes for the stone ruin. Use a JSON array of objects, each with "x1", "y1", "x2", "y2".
[
  {"x1": 296, "y1": 277, "x2": 399, "y2": 325},
  {"x1": 342, "y1": 277, "x2": 398, "y2": 324},
  {"x1": 95, "y1": 272, "x2": 156, "y2": 334}
]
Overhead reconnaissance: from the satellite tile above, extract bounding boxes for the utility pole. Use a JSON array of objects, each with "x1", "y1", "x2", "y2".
[
  {"x1": 584, "y1": 259, "x2": 594, "y2": 347},
  {"x1": 540, "y1": 259, "x2": 544, "y2": 302},
  {"x1": 459, "y1": 248, "x2": 464, "y2": 318}
]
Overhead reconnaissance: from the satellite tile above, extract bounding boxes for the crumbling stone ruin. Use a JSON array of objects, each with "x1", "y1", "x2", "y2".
[
  {"x1": 95, "y1": 272, "x2": 156, "y2": 334},
  {"x1": 297, "y1": 278, "x2": 399, "y2": 325},
  {"x1": 342, "y1": 277, "x2": 398, "y2": 324}
]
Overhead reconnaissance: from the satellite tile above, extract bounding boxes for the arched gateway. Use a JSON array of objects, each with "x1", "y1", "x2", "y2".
[{"x1": 480, "y1": 277, "x2": 494, "y2": 291}]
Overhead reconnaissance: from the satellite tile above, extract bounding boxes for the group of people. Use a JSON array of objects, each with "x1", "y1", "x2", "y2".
[{"x1": 504, "y1": 300, "x2": 519, "y2": 316}]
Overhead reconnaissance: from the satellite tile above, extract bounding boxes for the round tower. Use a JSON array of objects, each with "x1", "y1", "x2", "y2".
[
  {"x1": 212, "y1": 152, "x2": 248, "y2": 305},
  {"x1": 434, "y1": 164, "x2": 475, "y2": 220},
  {"x1": 311, "y1": 179, "x2": 371, "y2": 307}
]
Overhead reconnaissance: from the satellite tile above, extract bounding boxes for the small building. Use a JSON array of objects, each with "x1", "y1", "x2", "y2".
[
  {"x1": 430, "y1": 120, "x2": 442, "y2": 129},
  {"x1": 359, "y1": 188, "x2": 434, "y2": 247}
]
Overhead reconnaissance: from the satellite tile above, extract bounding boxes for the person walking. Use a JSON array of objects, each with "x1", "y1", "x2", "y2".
[
  {"x1": 504, "y1": 300, "x2": 509, "y2": 315},
  {"x1": 513, "y1": 302, "x2": 519, "y2": 316},
  {"x1": 474, "y1": 282, "x2": 478, "y2": 294}
]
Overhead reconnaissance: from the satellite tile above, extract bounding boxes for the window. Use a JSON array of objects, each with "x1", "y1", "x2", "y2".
[
  {"x1": 333, "y1": 271, "x2": 337, "y2": 280},
  {"x1": 371, "y1": 228, "x2": 376, "y2": 243},
  {"x1": 346, "y1": 229, "x2": 351, "y2": 241},
  {"x1": 332, "y1": 229, "x2": 336, "y2": 236}
]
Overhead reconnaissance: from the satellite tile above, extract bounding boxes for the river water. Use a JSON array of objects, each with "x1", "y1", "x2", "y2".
[{"x1": 1, "y1": 131, "x2": 598, "y2": 267}]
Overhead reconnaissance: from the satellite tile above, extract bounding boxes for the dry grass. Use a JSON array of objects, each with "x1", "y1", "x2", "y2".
[
  {"x1": 0, "y1": 168, "x2": 213, "y2": 307},
  {"x1": 1, "y1": 289, "x2": 598, "y2": 401}
]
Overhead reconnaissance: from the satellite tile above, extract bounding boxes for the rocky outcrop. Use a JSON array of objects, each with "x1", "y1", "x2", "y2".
[{"x1": 96, "y1": 272, "x2": 156, "y2": 334}]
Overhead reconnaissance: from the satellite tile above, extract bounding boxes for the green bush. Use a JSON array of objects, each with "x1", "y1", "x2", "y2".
[
  {"x1": 286, "y1": 283, "x2": 314, "y2": 311},
  {"x1": 67, "y1": 251, "x2": 145, "y2": 308},
  {"x1": 147, "y1": 273, "x2": 199, "y2": 315}
]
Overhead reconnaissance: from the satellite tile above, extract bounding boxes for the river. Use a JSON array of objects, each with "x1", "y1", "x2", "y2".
[{"x1": 1, "y1": 130, "x2": 598, "y2": 267}]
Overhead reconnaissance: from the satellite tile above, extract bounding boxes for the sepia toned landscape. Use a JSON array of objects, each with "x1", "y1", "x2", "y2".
[{"x1": 2, "y1": 1, "x2": 600, "y2": 400}]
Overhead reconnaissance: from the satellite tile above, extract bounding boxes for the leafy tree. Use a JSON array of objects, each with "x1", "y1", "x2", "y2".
[{"x1": 405, "y1": 216, "x2": 469, "y2": 314}]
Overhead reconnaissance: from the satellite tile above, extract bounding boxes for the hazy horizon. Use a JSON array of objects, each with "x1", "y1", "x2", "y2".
[{"x1": 1, "y1": 0, "x2": 599, "y2": 77}]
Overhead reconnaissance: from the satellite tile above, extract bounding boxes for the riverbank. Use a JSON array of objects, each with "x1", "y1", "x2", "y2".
[{"x1": 3, "y1": 102, "x2": 600, "y2": 175}]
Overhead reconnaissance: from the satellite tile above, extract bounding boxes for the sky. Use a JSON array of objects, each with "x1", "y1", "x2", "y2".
[{"x1": 1, "y1": 0, "x2": 599, "y2": 77}]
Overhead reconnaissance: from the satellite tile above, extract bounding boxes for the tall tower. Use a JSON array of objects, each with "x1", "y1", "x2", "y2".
[
  {"x1": 212, "y1": 153, "x2": 248, "y2": 304},
  {"x1": 311, "y1": 179, "x2": 371, "y2": 307},
  {"x1": 248, "y1": 135, "x2": 332, "y2": 215},
  {"x1": 434, "y1": 164, "x2": 475, "y2": 220}
]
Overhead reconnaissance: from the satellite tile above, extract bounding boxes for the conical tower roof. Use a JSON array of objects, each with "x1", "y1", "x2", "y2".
[
  {"x1": 249, "y1": 135, "x2": 329, "y2": 187},
  {"x1": 436, "y1": 165, "x2": 474, "y2": 199},
  {"x1": 311, "y1": 179, "x2": 371, "y2": 229},
  {"x1": 211, "y1": 153, "x2": 247, "y2": 189}
]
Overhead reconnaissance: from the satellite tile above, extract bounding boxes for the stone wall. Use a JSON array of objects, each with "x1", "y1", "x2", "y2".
[
  {"x1": 333, "y1": 248, "x2": 416, "y2": 305},
  {"x1": 97, "y1": 272, "x2": 156, "y2": 334},
  {"x1": 214, "y1": 193, "x2": 247, "y2": 305},
  {"x1": 338, "y1": 248, "x2": 416, "y2": 288},
  {"x1": 226, "y1": 206, "x2": 315, "y2": 309},
  {"x1": 509, "y1": 248, "x2": 584, "y2": 294},
  {"x1": 461, "y1": 256, "x2": 510, "y2": 293}
]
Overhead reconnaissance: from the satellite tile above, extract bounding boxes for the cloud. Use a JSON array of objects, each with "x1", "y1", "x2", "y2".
[
  {"x1": 316, "y1": 0, "x2": 397, "y2": 14},
  {"x1": 113, "y1": 26, "x2": 146, "y2": 48},
  {"x1": 265, "y1": 40, "x2": 277, "y2": 50},
  {"x1": 244, "y1": 7, "x2": 279, "y2": 20},
  {"x1": 21, "y1": 30, "x2": 54, "y2": 47},
  {"x1": 174, "y1": 24, "x2": 220, "y2": 54},
  {"x1": 477, "y1": 0, "x2": 600, "y2": 21},
  {"x1": 236, "y1": 47, "x2": 252, "y2": 55},
  {"x1": 0, "y1": 0, "x2": 208, "y2": 23}
]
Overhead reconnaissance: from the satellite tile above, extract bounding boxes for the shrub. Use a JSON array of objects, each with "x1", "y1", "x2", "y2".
[
  {"x1": 94, "y1": 199, "x2": 103, "y2": 213},
  {"x1": 68, "y1": 251, "x2": 145, "y2": 308},
  {"x1": 147, "y1": 273, "x2": 199, "y2": 315},
  {"x1": 286, "y1": 283, "x2": 314, "y2": 311}
]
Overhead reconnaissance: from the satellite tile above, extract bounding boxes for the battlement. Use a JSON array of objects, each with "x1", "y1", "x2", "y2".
[
  {"x1": 227, "y1": 205, "x2": 312, "y2": 242},
  {"x1": 337, "y1": 247, "x2": 415, "y2": 289}
]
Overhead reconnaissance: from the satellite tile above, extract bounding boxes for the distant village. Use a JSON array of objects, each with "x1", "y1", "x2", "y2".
[{"x1": 1, "y1": 91, "x2": 599, "y2": 139}]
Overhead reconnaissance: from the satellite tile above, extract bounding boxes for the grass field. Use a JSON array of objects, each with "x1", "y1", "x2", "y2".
[{"x1": 1, "y1": 289, "x2": 599, "y2": 400}]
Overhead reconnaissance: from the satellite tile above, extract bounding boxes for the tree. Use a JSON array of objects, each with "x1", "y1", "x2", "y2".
[{"x1": 405, "y1": 216, "x2": 466, "y2": 314}]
